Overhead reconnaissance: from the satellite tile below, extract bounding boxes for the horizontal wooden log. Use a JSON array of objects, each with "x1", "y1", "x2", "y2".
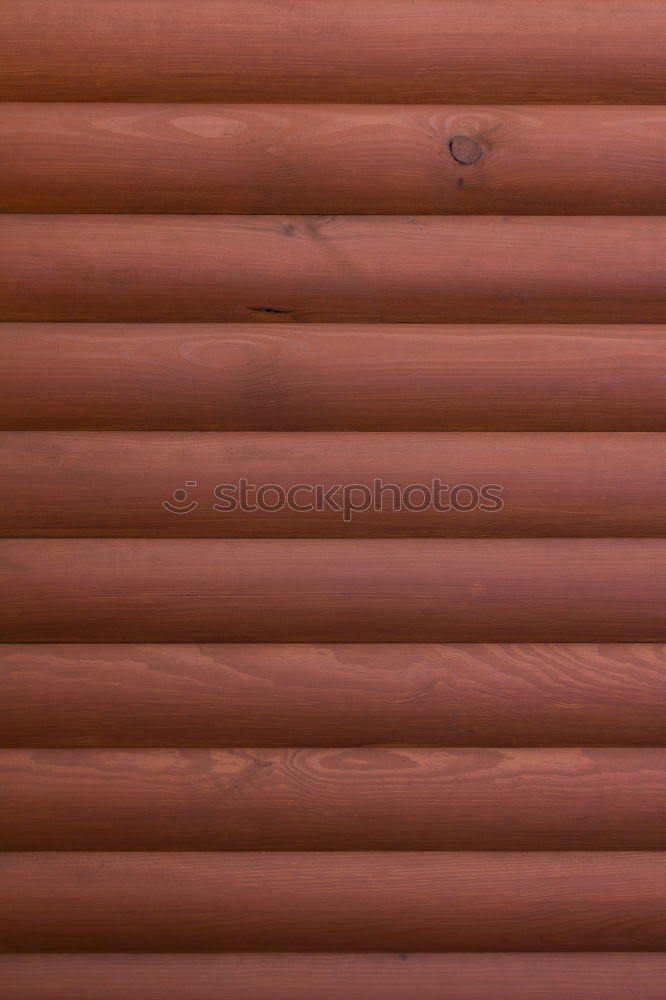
[
  {"x1": 5, "y1": 104, "x2": 666, "y2": 214},
  {"x1": 2, "y1": 539, "x2": 665, "y2": 643},
  {"x1": 3, "y1": 1, "x2": 666, "y2": 103},
  {"x1": 4, "y1": 954, "x2": 666, "y2": 1000},
  {"x1": 4, "y1": 217, "x2": 666, "y2": 323},
  {"x1": 3, "y1": 748, "x2": 666, "y2": 850},
  {"x1": 3, "y1": 643, "x2": 666, "y2": 748},
  {"x1": 2, "y1": 432, "x2": 664, "y2": 538},
  {"x1": 3, "y1": 324, "x2": 666, "y2": 432},
  {"x1": 3, "y1": 852, "x2": 666, "y2": 951}
]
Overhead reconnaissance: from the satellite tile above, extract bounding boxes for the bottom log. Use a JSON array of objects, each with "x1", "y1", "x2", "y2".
[
  {"x1": 2, "y1": 954, "x2": 666, "y2": 1000},
  {"x1": 2, "y1": 853, "x2": 666, "y2": 952}
]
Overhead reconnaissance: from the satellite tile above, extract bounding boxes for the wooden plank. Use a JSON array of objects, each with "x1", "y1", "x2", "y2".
[
  {"x1": 3, "y1": 324, "x2": 666, "y2": 432},
  {"x1": 3, "y1": 643, "x2": 666, "y2": 748},
  {"x1": 3, "y1": 748, "x2": 666, "y2": 850},
  {"x1": 2, "y1": 432, "x2": 664, "y2": 538},
  {"x1": 3, "y1": 852, "x2": 666, "y2": 951},
  {"x1": 4, "y1": 954, "x2": 666, "y2": 1000},
  {"x1": 3, "y1": 1, "x2": 666, "y2": 103},
  {"x1": 4, "y1": 216, "x2": 666, "y2": 323},
  {"x1": 4, "y1": 104, "x2": 666, "y2": 214},
  {"x1": 2, "y1": 539, "x2": 665, "y2": 643}
]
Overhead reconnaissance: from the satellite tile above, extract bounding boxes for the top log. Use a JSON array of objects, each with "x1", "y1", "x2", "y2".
[{"x1": 2, "y1": 1, "x2": 666, "y2": 103}]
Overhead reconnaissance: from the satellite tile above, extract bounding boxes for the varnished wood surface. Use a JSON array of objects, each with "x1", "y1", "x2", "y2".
[
  {"x1": 3, "y1": 852, "x2": 666, "y2": 951},
  {"x1": 3, "y1": 1, "x2": 666, "y2": 103},
  {"x1": 5, "y1": 216, "x2": 666, "y2": 323},
  {"x1": 2, "y1": 539, "x2": 666, "y2": 643},
  {"x1": 5, "y1": 104, "x2": 666, "y2": 214},
  {"x1": 4, "y1": 324, "x2": 666, "y2": 432},
  {"x1": 3, "y1": 748, "x2": 666, "y2": 851},
  {"x1": 7, "y1": 0, "x2": 666, "y2": 979},
  {"x1": 4, "y1": 953, "x2": 666, "y2": 1000},
  {"x1": 4, "y1": 643, "x2": 666, "y2": 748},
  {"x1": 2, "y1": 432, "x2": 664, "y2": 538}
]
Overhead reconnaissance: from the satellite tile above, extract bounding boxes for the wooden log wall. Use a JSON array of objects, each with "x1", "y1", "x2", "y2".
[{"x1": 2, "y1": 2, "x2": 666, "y2": 998}]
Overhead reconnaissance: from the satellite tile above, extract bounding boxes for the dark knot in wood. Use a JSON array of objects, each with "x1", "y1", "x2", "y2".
[{"x1": 449, "y1": 135, "x2": 483, "y2": 165}]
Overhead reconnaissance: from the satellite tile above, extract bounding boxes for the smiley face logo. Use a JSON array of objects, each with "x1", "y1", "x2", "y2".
[{"x1": 162, "y1": 481, "x2": 198, "y2": 514}]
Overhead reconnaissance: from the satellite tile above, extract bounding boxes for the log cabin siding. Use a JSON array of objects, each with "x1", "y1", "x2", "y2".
[{"x1": 3, "y1": 3, "x2": 666, "y2": 995}]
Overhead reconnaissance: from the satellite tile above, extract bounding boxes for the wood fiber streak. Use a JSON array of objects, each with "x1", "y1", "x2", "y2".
[
  {"x1": 3, "y1": 748, "x2": 666, "y2": 851},
  {"x1": 3, "y1": 1, "x2": 666, "y2": 102},
  {"x1": 4, "y1": 216, "x2": 666, "y2": 323},
  {"x1": 5, "y1": 104, "x2": 666, "y2": 215},
  {"x1": 2, "y1": 539, "x2": 666, "y2": 643},
  {"x1": 3, "y1": 954, "x2": 666, "y2": 1000},
  {"x1": 3, "y1": 853, "x2": 666, "y2": 952},
  {"x1": 2, "y1": 432, "x2": 664, "y2": 538},
  {"x1": 2, "y1": 643, "x2": 666, "y2": 748},
  {"x1": 3, "y1": 324, "x2": 666, "y2": 432}
]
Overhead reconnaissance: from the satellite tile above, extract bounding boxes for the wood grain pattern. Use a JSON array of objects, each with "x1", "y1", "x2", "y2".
[
  {"x1": 4, "y1": 954, "x2": 666, "y2": 1000},
  {"x1": 2, "y1": 539, "x2": 666, "y2": 643},
  {"x1": 3, "y1": 748, "x2": 666, "y2": 851},
  {"x1": 3, "y1": 1, "x2": 666, "y2": 103},
  {"x1": 7, "y1": 0, "x2": 666, "y2": 978},
  {"x1": 4, "y1": 643, "x2": 666, "y2": 749},
  {"x1": 4, "y1": 216, "x2": 666, "y2": 323},
  {"x1": 5, "y1": 104, "x2": 666, "y2": 214},
  {"x1": 3, "y1": 323, "x2": 666, "y2": 432},
  {"x1": 3, "y1": 852, "x2": 666, "y2": 952},
  {"x1": 2, "y1": 431, "x2": 663, "y2": 538}
]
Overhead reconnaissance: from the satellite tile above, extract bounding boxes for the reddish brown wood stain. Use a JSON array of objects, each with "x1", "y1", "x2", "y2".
[
  {"x1": 3, "y1": 1, "x2": 666, "y2": 103},
  {"x1": 3, "y1": 323, "x2": 665, "y2": 431},
  {"x1": 1, "y1": 538, "x2": 666, "y2": 643},
  {"x1": 3, "y1": 748, "x2": 666, "y2": 851},
  {"x1": 4, "y1": 0, "x2": 666, "y2": 988},
  {"x1": 5, "y1": 104, "x2": 666, "y2": 214},
  {"x1": 3, "y1": 853, "x2": 666, "y2": 952},
  {"x1": 1, "y1": 431, "x2": 664, "y2": 537},
  {"x1": 4, "y1": 953, "x2": 666, "y2": 1000},
  {"x1": 5, "y1": 215, "x2": 666, "y2": 323},
  {"x1": 2, "y1": 643, "x2": 666, "y2": 748}
]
